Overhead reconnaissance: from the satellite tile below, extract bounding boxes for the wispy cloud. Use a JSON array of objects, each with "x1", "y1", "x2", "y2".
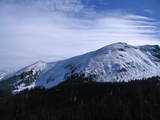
[{"x1": 0, "y1": 0, "x2": 159, "y2": 70}]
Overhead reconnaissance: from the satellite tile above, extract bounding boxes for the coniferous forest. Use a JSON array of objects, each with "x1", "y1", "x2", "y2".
[{"x1": 1, "y1": 77, "x2": 160, "y2": 120}]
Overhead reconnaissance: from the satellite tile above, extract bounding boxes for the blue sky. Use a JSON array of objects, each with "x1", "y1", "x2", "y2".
[{"x1": 0, "y1": 0, "x2": 160, "y2": 71}]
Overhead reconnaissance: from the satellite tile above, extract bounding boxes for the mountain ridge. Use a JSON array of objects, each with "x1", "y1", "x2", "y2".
[{"x1": 1, "y1": 42, "x2": 160, "y2": 93}]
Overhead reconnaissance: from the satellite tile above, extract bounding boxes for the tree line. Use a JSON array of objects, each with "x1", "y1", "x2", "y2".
[{"x1": 0, "y1": 76, "x2": 160, "y2": 120}]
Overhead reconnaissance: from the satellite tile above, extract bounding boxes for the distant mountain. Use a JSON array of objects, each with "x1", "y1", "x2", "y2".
[
  {"x1": 0, "y1": 71, "x2": 7, "y2": 81},
  {"x1": 1, "y1": 42, "x2": 160, "y2": 93},
  {"x1": 0, "y1": 69, "x2": 14, "y2": 81}
]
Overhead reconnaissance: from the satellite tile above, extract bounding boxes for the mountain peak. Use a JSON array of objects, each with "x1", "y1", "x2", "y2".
[
  {"x1": 95, "y1": 42, "x2": 135, "y2": 55},
  {"x1": 104, "y1": 42, "x2": 135, "y2": 49},
  {"x1": 110, "y1": 42, "x2": 128, "y2": 46},
  {"x1": 34, "y1": 60, "x2": 46, "y2": 64},
  {"x1": 14, "y1": 60, "x2": 47, "y2": 77}
]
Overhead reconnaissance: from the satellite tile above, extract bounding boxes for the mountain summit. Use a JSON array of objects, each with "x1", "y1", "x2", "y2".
[{"x1": 1, "y1": 42, "x2": 160, "y2": 92}]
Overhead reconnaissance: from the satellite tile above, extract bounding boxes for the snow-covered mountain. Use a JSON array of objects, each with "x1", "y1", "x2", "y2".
[
  {"x1": 0, "y1": 61, "x2": 48, "y2": 92},
  {"x1": 0, "y1": 69, "x2": 15, "y2": 81},
  {"x1": 0, "y1": 71, "x2": 7, "y2": 81},
  {"x1": 36, "y1": 42, "x2": 160, "y2": 88},
  {"x1": 1, "y1": 42, "x2": 160, "y2": 93}
]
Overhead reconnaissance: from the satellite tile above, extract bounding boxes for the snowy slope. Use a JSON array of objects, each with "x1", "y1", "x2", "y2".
[
  {"x1": 12, "y1": 60, "x2": 48, "y2": 92},
  {"x1": 0, "y1": 61, "x2": 50, "y2": 93},
  {"x1": 36, "y1": 42, "x2": 160, "y2": 88},
  {"x1": 1, "y1": 42, "x2": 160, "y2": 92}
]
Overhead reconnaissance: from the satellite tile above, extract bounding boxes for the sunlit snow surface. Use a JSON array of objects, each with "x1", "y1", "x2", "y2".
[
  {"x1": 36, "y1": 42, "x2": 160, "y2": 88},
  {"x1": 4, "y1": 42, "x2": 160, "y2": 92}
]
